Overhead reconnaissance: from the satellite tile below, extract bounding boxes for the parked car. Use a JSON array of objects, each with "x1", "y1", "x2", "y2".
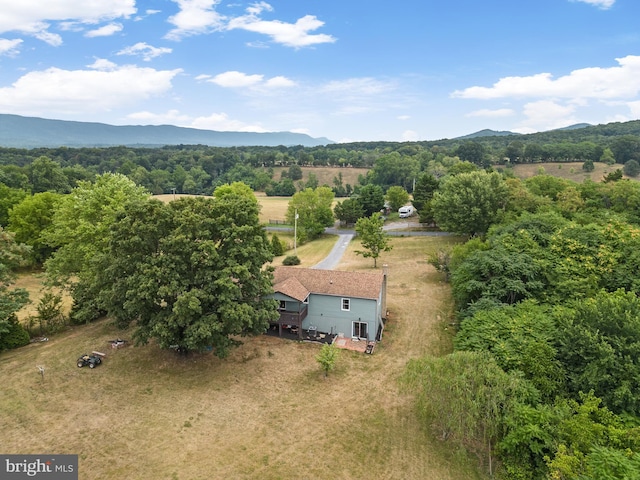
[{"x1": 77, "y1": 354, "x2": 102, "y2": 368}]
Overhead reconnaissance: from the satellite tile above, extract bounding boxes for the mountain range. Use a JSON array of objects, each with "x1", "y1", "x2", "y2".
[{"x1": 0, "y1": 114, "x2": 334, "y2": 148}]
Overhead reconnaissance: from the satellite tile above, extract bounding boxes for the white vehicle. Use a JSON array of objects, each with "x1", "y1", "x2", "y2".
[{"x1": 398, "y1": 205, "x2": 414, "y2": 218}]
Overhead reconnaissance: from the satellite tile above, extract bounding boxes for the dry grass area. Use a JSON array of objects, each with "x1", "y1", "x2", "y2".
[
  {"x1": 510, "y1": 161, "x2": 634, "y2": 183},
  {"x1": 0, "y1": 234, "x2": 484, "y2": 480},
  {"x1": 13, "y1": 272, "x2": 73, "y2": 323},
  {"x1": 268, "y1": 233, "x2": 338, "y2": 268},
  {"x1": 268, "y1": 166, "x2": 368, "y2": 189}
]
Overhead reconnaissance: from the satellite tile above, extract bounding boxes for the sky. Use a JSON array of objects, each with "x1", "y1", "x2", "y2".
[{"x1": 0, "y1": 0, "x2": 639, "y2": 143}]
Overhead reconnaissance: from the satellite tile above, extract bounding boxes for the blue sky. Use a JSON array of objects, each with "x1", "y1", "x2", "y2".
[{"x1": 0, "y1": 0, "x2": 639, "y2": 143}]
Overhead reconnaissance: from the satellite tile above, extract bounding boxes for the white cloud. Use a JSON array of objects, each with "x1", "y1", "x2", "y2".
[
  {"x1": 452, "y1": 55, "x2": 640, "y2": 100},
  {"x1": 191, "y1": 112, "x2": 268, "y2": 132},
  {"x1": 85, "y1": 23, "x2": 123, "y2": 38},
  {"x1": 164, "y1": 1, "x2": 334, "y2": 48},
  {"x1": 209, "y1": 71, "x2": 264, "y2": 87},
  {"x1": 466, "y1": 108, "x2": 515, "y2": 118},
  {"x1": 117, "y1": 42, "x2": 173, "y2": 61},
  {"x1": 126, "y1": 109, "x2": 191, "y2": 125},
  {"x1": 512, "y1": 100, "x2": 578, "y2": 133},
  {"x1": 402, "y1": 130, "x2": 419, "y2": 141},
  {"x1": 227, "y1": 10, "x2": 335, "y2": 48},
  {"x1": 321, "y1": 77, "x2": 394, "y2": 96},
  {"x1": 165, "y1": 0, "x2": 226, "y2": 40},
  {"x1": 626, "y1": 101, "x2": 640, "y2": 117},
  {"x1": 397, "y1": 115, "x2": 411, "y2": 121},
  {"x1": 0, "y1": 62, "x2": 181, "y2": 115},
  {"x1": 0, "y1": 38, "x2": 23, "y2": 56},
  {"x1": 263, "y1": 76, "x2": 296, "y2": 88},
  {"x1": 203, "y1": 70, "x2": 296, "y2": 90},
  {"x1": 571, "y1": 0, "x2": 615, "y2": 9},
  {"x1": 0, "y1": 1, "x2": 136, "y2": 43}
]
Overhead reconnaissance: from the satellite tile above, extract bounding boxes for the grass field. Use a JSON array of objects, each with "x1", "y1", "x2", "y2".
[
  {"x1": 268, "y1": 166, "x2": 368, "y2": 189},
  {"x1": 510, "y1": 161, "x2": 634, "y2": 183},
  {"x1": 1, "y1": 233, "x2": 485, "y2": 480}
]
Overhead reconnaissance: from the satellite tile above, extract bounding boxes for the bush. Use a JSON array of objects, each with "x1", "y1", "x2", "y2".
[
  {"x1": 0, "y1": 315, "x2": 30, "y2": 351},
  {"x1": 270, "y1": 233, "x2": 286, "y2": 256},
  {"x1": 623, "y1": 159, "x2": 640, "y2": 177},
  {"x1": 283, "y1": 255, "x2": 301, "y2": 266}
]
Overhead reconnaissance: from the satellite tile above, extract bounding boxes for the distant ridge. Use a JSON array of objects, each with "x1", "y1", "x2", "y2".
[
  {"x1": 555, "y1": 123, "x2": 592, "y2": 131},
  {"x1": 455, "y1": 128, "x2": 520, "y2": 140},
  {"x1": 0, "y1": 114, "x2": 334, "y2": 148}
]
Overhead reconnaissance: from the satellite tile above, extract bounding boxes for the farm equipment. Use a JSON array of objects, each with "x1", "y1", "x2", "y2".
[{"x1": 77, "y1": 354, "x2": 102, "y2": 368}]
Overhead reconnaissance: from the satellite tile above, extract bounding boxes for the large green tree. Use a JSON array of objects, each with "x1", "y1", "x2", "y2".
[
  {"x1": 354, "y1": 213, "x2": 392, "y2": 268},
  {"x1": 28, "y1": 156, "x2": 70, "y2": 193},
  {"x1": 432, "y1": 170, "x2": 509, "y2": 236},
  {"x1": 43, "y1": 173, "x2": 150, "y2": 319},
  {"x1": 357, "y1": 184, "x2": 385, "y2": 217},
  {"x1": 97, "y1": 195, "x2": 278, "y2": 356},
  {"x1": 412, "y1": 172, "x2": 439, "y2": 224},
  {"x1": 286, "y1": 187, "x2": 335, "y2": 244},
  {"x1": 403, "y1": 350, "x2": 535, "y2": 477},
  {"x1": 368, "y1": 152, "x2": 419, "y2": 191},
  {"x1": 333, "y1": 197, "x2": 364, "y2": 225},
  {"x1": 385, "y1": 186, "x2": 410, "y2": 212},
  {"x1": 8, "y1": 192, "x2": 62, "y2": 264},
  {"x1": 556, "y1": 289, "x2": 640, "y2": 415}
]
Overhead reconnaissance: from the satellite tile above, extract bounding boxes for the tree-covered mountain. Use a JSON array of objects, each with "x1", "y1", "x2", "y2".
[
  {"x1": 0, "y1": 114, "x2": 334, "y2": 148},
  {"x1": 455, "y1": 128, "x2": 520, "y2": 139}
]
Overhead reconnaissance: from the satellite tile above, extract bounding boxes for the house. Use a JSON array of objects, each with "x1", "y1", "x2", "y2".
[{"x1": 269, "y1": 266, "x2": 388, "y2": 342}]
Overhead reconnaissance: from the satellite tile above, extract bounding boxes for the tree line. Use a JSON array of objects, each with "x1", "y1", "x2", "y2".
[{"x1": 404, "y1": 167, "x2": 640, "y2": 478}]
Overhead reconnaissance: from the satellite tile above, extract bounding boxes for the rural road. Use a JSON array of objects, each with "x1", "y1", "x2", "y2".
[
  {"x1": 311, "y1": 233, "x2": 354, "y2": 270},
  {"x1": 265, "y1": 219, "x2": 452, "y2": 270}
]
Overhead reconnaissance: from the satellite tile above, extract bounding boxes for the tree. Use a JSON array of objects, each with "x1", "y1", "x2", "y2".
[
  {"x1": 357, "y1": 184, "x2": 385, "y2": 217},
  {"x1": 316, "y1": 343, "x2": 339, "y2": 377},
  {"x1": 8, "y1": 192, "x2": 62, "y2": 264},
  {"x1": 0, "y1": 227, "x2": 31, "y2": 350},
  {"x1": 43, "y1": 173, "x2": 150, "y2": 287},
  {"x1": 556, "y1": 289, "x2": 640, "y2": 415},
  {"x1": 582, "y1": 159, "x2": 595, "y2": 172},
  {"x1": 29, "y1": 156, "x2": 70, "y2": 193},
  {"x1": 270, "y1": 233, "x2": 285, "y2": 256},
  {"x1": 333, "y1": 197, "x2": 364, "y2": 225},
  {"x1": 456, "y1": 141, "x2": 489, "y2": 168},
  {"x1": 96, "y1": 195, "x2": 279, "y2": 357},
  {"x1": 623, "y1": 159, "x2": 640, "y2": 177},
  {"x1": 286, "y1": 187, "x2": 335, "y2": 244},
  {"x1": 403, "y1": 351, "x2": 535, "y2": 477},
  {"x1": 287, "y1": 164, "x2": 303, "y2": 181},
  {"x1": 412, "y1": 172, "x2": 439, "y2": 224},
  {"x1": 600, "y1": 147, "x2": 616, "y2": 165},
  {"x1": 385, "y1": 186, "x2": 410, "y2": 212},
  {"x1": 354, "y1": 213, "x2": 392, "y2": 268},
  {"x1": 0, "y1": 185, "x2": 28, "y2": 227},
  {"x1": 369, "y1": 152, "x2": 419, "y2": 190},
  {"x1": 431, "y1": 170, "x2": 509, "y2": 236},
  {"x1": 455, "y1": 301, "x2": 566, "y2": 401}
]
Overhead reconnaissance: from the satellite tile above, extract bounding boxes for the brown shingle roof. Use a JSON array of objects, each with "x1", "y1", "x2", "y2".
[
  {"x1": 273, "y1": 267, "x2": 384, "y2": 300},
  {"x1": 273, "y1": 276, "x2": 310, "y2": 302}
]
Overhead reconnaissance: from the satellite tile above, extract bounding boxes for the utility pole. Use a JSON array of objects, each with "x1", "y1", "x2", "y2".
[{"x1": 294, "y1": 208, "x2": 298, "y2": 255}]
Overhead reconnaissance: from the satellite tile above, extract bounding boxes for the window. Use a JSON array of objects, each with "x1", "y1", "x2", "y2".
[
  {"x1": 341, "y1": 298, "x2": 350, "y2": 311},
  {"x1": 352, "y1": 321, "x2": 368, "y2": 340},
  {"x1": 279, "y1": 300, "x2": 286, "y2": 310}
]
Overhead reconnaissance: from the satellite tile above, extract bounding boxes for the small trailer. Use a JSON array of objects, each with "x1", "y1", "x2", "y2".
[{"x1": 398, "y1": 205, "x2": 414, "y2": 218}]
